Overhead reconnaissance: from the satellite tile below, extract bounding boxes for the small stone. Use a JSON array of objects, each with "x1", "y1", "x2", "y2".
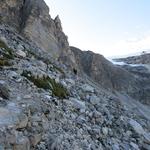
[
  {"x1": 112, "y1": 144, "x2": 120, "y2": 150},
  {"x1": 130, "y1": 142, "x2": 140, "y2": 150},
  {"x1": 8, "y1": 71, "x2": 18, "y2": 79},
  {"x1": 23, "y1": 95, "x2": 32, "y2": 99},
  {"x1": 16, "y1": 114, "x2": 28, "y2": 129},
  {"x1": 65, "y1": 78, "x2": 75, "y2": 85},
  {"x1": 14, "y1": 136, "x2": 30, "y2": 150},
  {"x1": 0, "y1": 81, "x2": 10, "y2": 99},
  {"x1": 70, "y1": 98, "x2": 86, "y2": 112},
  {"x1": 89, "y1": 95, "x2": 100, "y2": 105},
  {"x1": 17, "y1": 44, "x2": 24, "y2": 51},
  {"x1": 16, "y1": 50, "x2": 26, "y2": 57},
  {"x1": 30, "y1": 134, "x2": 42, "y2": 146},
  {"x1": 102, "y1": 127, "x2": 109, "y2": 136},
  {"x1": 81, "y1": 84, "x2": 94, "y2": 93},
  {"x1": 6, "y1": 133, "x2": 16, "y2": 144},
  {"x1": 129, "y1": 119, "x2": 145, "y2": 135},
  {"x1": 143, "y1": 133, "x2": 150, "y2": 144}
]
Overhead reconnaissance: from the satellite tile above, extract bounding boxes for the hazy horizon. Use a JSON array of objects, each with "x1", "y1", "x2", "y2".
[{"x1": 45, "y1": 0, "x2": 150, "y2": 57}]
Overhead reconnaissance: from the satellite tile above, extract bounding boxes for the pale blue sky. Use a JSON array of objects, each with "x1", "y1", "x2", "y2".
[{"x1": 45, "y1": 0, "x2": 150, "y2": 57}]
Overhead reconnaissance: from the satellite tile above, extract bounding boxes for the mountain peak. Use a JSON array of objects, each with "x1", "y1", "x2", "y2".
[{"x1": 0, "y1": 0, "x2": 76, "y2": 67}]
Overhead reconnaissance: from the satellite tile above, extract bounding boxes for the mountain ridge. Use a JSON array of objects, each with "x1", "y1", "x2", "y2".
[{"x1": 0, "y1": 0, "x2": 150, "y2": 149}]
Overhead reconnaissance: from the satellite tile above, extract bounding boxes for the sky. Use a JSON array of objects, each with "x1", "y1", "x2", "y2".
[{"x1": 45, "y1": 0, "x2": 150, "y2": 57}]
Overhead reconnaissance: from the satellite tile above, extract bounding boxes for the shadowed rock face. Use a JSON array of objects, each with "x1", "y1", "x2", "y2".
[
  {"x1": 0, "y1": 0, "x2": 76, "y2": 67},
  {"x1": 71, "y1": 46, "x2": 139, "y2": 92},
  {"x1": 71, "y1": 46, "x2": 150, "y2": 105},
  {"x1": 113, "y1": 53, "x2": 150, "y2": 105}
]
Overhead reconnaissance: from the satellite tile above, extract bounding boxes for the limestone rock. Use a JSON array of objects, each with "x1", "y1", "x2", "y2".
[
  {"x1": 89, "y1": 95, "x2": 100, "y2": 105},
  {"x1": 143, "y1": 133, "x2": 150, "y2": 144},
  {"x1": 30, "y1": 134, "x2": 42, "y2": 146},
  {"x1": 0, "y1": 81, "x2": 10, "y2": 99},
  {"x1": 70, "y1": 98, "x2": 86, "y2": 112},
  {"x1": 14, "y1": 136, "x2": 30, "y2": 150},
  {"x1": 129, "y1": 119, "x2": 145, "y2": 135},
  {"x1": 0, "y1": 0, "x2": 76, "y2": 68},
  {"x1": 16, "y1": 114, "x2": 28, "y2": 129},
  {"x1": 81, "y1": 84, "x2": 94, "y2": 93},
  {"x1": 16, "y1": 50, "x2": 26, "y2": 57}
]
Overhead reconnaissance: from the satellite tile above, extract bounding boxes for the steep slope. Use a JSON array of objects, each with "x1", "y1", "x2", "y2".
[
  {"x1": 112, "y1": 52, "x2": 150, "y2": 105},
  {"x1": 0, "y1": 31, "x2": 150, "y2": 149},
  {"x1": 0, "y1": 0, "x2": 76, "y2": 67},
  {"x1": 0, "y1": 0, "x2": 150, "y2": 149},
  {"x1": 71, "y1": 47, "x2": 142, "y2": 96}
]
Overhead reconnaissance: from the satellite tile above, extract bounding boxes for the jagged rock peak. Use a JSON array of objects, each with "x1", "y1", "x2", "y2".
[
  {"x1": 0, "y1": 0, "x2": 76, "y2": 67},
  {"x1": 54, "y1": 15, "x2": 63, "y2": 31}
]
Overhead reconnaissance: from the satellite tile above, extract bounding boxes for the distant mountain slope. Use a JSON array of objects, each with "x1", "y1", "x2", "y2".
[
  {"x1": 71, "y1": 46, "x2": 150, "y2": 105},
  {"x1": 112, "y1": 52, "x2": 150, "y2": 105},
  {"x1": 113, "y1": 52, "x2": 150, "y2": 64},
  {"x1": 71, "y1": 47, "x2": 137, "y2": 91}
]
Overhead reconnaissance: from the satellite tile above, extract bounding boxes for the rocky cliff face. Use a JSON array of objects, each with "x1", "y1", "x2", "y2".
[
  {"x1": 0, "y1": 0, "x2": 150, "y2": 149},
  {"x1": 112, "y1": 53, "x2": 150, "y2": 105},
  {"x1": 71, "y1": 47, "x2": 139, "y2": 92},
  {"x1": 71, "y1": 46, "x2": 150, "y2": 105},
  {"x1": 0, "y1": 0, "x2": 76, "y2": 67}
]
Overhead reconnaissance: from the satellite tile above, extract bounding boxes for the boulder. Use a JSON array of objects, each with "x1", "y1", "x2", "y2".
[
  {"x1": 129, "y1": 119, "x2": 145, "y2": 135},
  {"x1": 16, "y1": 50, "x2": 26, "y2": 57},
  {"x1": 81, "y1": 84, "x2": 94, "y2": 93},
  {"x1": 14, "y1": 136, "x2": 30, "y2": 150},
  {"x1": 89, "y1": 95, "x2": 100, "y2": 105},
  {"x1": 70, "y1": 98, "x2": 86, "y2": 112},
  {"x1": 30, "y1": 134, "x2": 42, "y2": 146},
  {"x1": 16, "y1": 114, "x2": 28, "y2": 129},
  {"x1": 0, "y1": 81, "x2": 10, "y2": 99}
]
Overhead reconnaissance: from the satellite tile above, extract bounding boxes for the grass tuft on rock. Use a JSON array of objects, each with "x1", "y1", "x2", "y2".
[
  {"x1": 21, "y1": 70, "x2": 68, "y2": 98},
  {"x1": 0, "y1": 40, "x2": 14, "y2": 59}
]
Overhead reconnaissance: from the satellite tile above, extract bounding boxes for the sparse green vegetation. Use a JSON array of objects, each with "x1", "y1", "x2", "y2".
[
  {"x1": 0, "y1": 40, "x2": 14, "y2": 59},
  {"x1": 21, "y1": 70, "x2": 68, "y2": 98}
]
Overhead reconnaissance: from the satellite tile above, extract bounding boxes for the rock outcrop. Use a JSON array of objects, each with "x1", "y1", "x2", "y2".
[
  {"x1": 112, "y1": 53, "x2": 150, "y2": 105},
  {"x1": 0, "y1": 32, "x2": 150, "y2": 149},
  {"x1": 71, "y1": 47, "x2": 139, "y2": 92},
  {"x1": 0, "y1": 0, "x2": 76, "y2": 67},
  {"x1": 0, "y1": 0, "x2": 150, "y2": 149}
]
